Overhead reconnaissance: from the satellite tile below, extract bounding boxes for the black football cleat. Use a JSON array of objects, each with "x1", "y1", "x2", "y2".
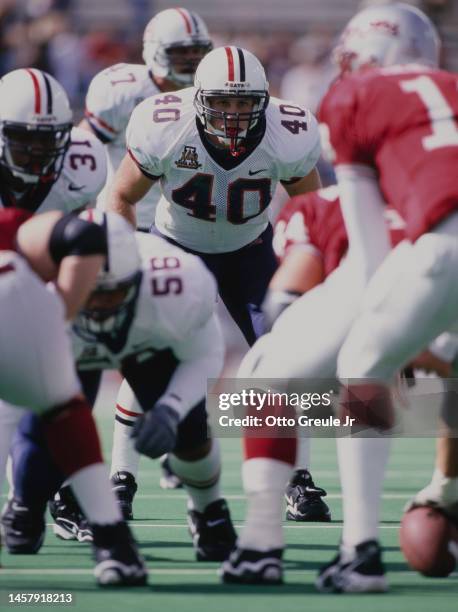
[
  {"x1": 1, "y1": 498, "x2": 45, "y2": 554},
  {"x1": 285, "y1": 469, "x2": 331, "y2": 522},
  {"x1": 316, "y1": 539, "x2": 388, "y2": 593},
  {"x1": 159, "y1": 455, "x2": 183, "y2": 490},
  {"x1": 220, "y1": 546, "x2": 284, "y2": 584},
  {"x1": 187, "y1": 498, "x2": 237, "y2": 561},
  {"x1": 92, "y1": 522, "x2": 148, "y2": 587},
  {"x1": 49, "y1": 485, "x2": 93, "y2": 543},
  {"x1": 111, "y1": 471, "x2": 138, "y2": 521}
]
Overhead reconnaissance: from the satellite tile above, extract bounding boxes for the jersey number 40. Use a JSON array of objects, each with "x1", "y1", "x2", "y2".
[{"x1": 172, "y1": 174, "x2": 271, "y2": 224}]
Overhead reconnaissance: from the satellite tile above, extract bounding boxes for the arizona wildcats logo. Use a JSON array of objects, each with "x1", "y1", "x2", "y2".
[{"x1": 175, "y1": 146, "x2": 202, "y2": 170}]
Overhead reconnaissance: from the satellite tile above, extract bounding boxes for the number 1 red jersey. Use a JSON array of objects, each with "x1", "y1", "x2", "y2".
[{"x1": 319, "y1": 65, "x2": 458, "y2": 240}]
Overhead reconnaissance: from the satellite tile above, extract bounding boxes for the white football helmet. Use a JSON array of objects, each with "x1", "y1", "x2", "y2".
[
  {"x1": 143, "y1": 8, "x2": 212, "y2": 86},
  {"x1": 194, "y1": 46, "x2": 269, "y2": 156},
  {"x1": 74, "y1": 210, "x2": 142, "y2": 353},
  {"x1": 334, "y1": 2, "x2": 440, "y2": 74},
  {"x1": 0, "y1": 69, "x2": 72, "y2": 186}
]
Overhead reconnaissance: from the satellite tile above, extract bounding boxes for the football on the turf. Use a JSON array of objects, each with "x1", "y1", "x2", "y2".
[{"x1": 400, "y1": 506, "x2": 458, "y2": 577}]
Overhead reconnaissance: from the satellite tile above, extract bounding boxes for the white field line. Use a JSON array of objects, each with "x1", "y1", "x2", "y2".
[
  {"x1": 41, "y1": 522, "x2": 399, "y2": 529},
  {"x1": 0, "y1": 493, "x2": 414, "y2": 501},
  {"x1": 0, "y1": 568, "x2": 429, "y2": 577}
]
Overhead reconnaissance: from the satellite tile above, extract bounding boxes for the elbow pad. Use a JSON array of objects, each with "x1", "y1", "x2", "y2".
[{"x1": 49, "y1": 213, "x2": 107, "y2": 264}]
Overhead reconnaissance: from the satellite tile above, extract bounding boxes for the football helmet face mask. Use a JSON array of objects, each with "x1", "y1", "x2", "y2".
[
  {"x1": 74, "y1": 211, "x2": 142, "y2": 354},
  {"x1": 0, "y1": 69, "x2": 72, "y2": 188},
  {"x1": 143, "y1": 8, "x2": 212, "y2": 87},
  {"x1": 334, "y1": 2, "x2": 440, "y2": 75},
  {"x1": 194, "y1": 46, "x2": 270, "y2": 157}
]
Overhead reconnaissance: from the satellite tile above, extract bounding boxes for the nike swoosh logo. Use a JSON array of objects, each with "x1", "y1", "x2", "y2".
[
  {"x1": 68, "y1": 183, "x2": 85, "y2": 191},
  {"x1": 207, "y1": 519, "x2": 226, "y2": 528},
  {"x1": 248, "y1": 169, "x2": 267, "y2": 176}
]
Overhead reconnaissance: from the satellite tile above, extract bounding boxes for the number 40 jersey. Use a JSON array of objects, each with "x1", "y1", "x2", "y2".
[{"x1": 126, "y1": 88, "x2": 321, "y2": 253}]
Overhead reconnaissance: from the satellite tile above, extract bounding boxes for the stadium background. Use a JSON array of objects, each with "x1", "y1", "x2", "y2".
[{"x1": 1, "y1": 1, "x2": 458, "y2": 610}]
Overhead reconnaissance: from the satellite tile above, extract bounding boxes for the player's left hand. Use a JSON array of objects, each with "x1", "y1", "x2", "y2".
[{"x1": 132, "y1": 403, "x2": 180, "y2": 459}]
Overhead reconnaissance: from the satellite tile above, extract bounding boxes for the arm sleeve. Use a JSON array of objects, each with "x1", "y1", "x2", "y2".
[
  {"x1": 126, "y1": 102, "x2": 165, "y2": 178},
  {"x1": 335, "y1": 164, "x2": 390, "y2": 284},
  {"x1": 85, "y1": 71, "x2": 125, "y2": 142},
  {"x1": 278, "y1": 112, "x2": 322, "y2": 181},
  {"x1": 156, "y1": 315, "x2": 224, "y2": 420}
]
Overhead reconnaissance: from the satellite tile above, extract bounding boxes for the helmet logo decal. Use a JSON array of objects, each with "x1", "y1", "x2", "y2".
[
  {"x1": 369, "y1": 20, "x2": 400, "y2": 37},
  {"x1": 175, "y1": 145, "x2": 202, "y2": 170}
]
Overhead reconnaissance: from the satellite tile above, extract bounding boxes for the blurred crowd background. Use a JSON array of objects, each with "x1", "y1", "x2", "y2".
[
  {"x1": 1, "y1": 0, "x2": 457, "y2": 119},
  {"x1": 1, "y1": 0, "x2": 456, "y2": 371}
]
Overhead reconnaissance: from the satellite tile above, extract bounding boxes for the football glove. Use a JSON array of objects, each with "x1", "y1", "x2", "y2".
[{"x1": 132, "y1": 403, "x2": 180, "y2": 459}]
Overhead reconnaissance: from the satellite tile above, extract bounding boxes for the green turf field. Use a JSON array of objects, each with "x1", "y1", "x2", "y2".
[{"x1": 1, "y1": 398, "x2": 457, "y2": 612}]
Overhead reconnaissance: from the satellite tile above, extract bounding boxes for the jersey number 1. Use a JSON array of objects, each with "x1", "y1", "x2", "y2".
[{"x1": 400, "y1": 76, "x2": 458, "y2": 150}]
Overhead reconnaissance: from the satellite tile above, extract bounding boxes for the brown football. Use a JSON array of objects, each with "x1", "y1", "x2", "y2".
[{"x1": 400, "y1": 506, "x2": 458, "y2": 577}]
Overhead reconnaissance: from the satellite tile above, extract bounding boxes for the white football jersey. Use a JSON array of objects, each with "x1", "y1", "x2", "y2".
[
  {"x1": 85, "y1": 63, "x2": 163, "y2": 230},
  {"x1": 0, "y1": 127, "x2": 106, "y2": 214},
  {"x1": 73, "y1": 231, "x2": 218, "y2": 370},
  {"x1": 127, "y1": 88, "x2": 321, "y2": 253}
]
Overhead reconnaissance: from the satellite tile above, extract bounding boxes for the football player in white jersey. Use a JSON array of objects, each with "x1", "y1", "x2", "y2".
[
  {"x1": 5, "y1": 213, "x2": 237, "y2": 562},
  {"x1": 0, "y1": 207, "x2": 146, "y2": 586},
  {"x1": 79, "y1": 7, "x2": 212, "y2": 495},
  {"x1": 0, "y1": 69, "x2": 106, "y2": 214},
  {"x1": 104, "y1": 45, "x2": 321, "y2": 512},
  {"x1": 0, "y1": 68, "x2": 107, "y2": 507},
  {"x1": 79, "y1": 7, "x2": 212, "y2": 232}
]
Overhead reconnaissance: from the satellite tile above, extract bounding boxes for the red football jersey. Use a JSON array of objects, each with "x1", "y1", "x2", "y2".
[
  {"x1": 319, "y1": 65, "x2": 458, "y2": 240},
  {"x1": 274, "y1": 186, "x2": 406, "y2": 277},
  {"x1": 0, "y1": 208, "x2": 32, "y2": 251}
]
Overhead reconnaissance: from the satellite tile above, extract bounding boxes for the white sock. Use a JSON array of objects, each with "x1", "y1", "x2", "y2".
[
  {"x1": 0, "y1": 401, "x2": 25, "y2": 496},
  {"x1": 110, "y1": 381, "x2": 142, "y2": 478},
  {"x1": 295, "y1": 437, "x2": 311, "y2": 471},
  {"x1": 69, "y1": 463, "x2": 122, "y2": 525},
  {"x1": 238, "y1": 457, "x2": 293, "y2": 551},
  {"x1": 168, "y1": 439, "x2": 221, "y2": 512},
  {"x1": 337, "y1": 435, "x2": 391, "y2": 547}
]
